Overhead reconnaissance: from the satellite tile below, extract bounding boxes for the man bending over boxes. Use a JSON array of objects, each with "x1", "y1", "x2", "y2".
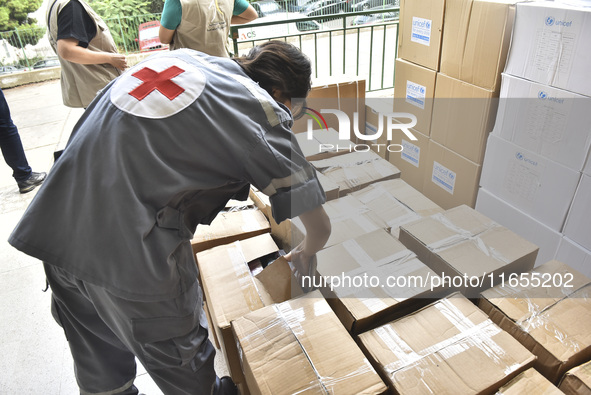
[{"x1": 9, "y1": 41, "x2": 330, "y2": 395}]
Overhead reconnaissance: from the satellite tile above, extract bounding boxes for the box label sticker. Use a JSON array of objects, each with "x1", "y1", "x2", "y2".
[
  {"x1": 406, "y1": 81, "x2": 426, "y2": 109},
  {"x1": 365, "y1": 121, "x2": 379, "y2": 137},
  {"x1": 503, "y1": 152, "x2": 542, "y2": 202},
  {"x1": 401, "y1": 139, "x2": 420, "y2": 168},
  {"x1": 411, "y1": 17, "x2": 432, "y2": 46},
  {"x1": 432, "y1": 161, "x2": 455, "y2": 194}
]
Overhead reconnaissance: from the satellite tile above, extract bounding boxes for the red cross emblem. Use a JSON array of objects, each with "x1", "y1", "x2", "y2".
[{"x1": 129, "y1": 66, "x2": 185, "y2": 101}]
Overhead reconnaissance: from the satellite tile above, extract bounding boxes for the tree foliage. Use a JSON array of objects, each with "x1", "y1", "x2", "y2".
[
  {"x1": 90, "y1": 0, "x2": 152, "y2": 52},
  {"x1": 0, "y1": 0, "x2": 44, "y2": 47}
]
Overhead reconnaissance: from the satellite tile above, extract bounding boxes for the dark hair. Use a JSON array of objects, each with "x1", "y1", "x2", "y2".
[{"x1": 234, "y1": 41, "x2": 312, "y2": 104}]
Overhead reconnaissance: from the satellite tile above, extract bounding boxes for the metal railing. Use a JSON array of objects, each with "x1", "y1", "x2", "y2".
[
  {"x1": 230, "y1": 7, "x2": 399, "y2": 91},
  {"x1": 1, "y1": 8, "x2": 399, "y2": 91}
]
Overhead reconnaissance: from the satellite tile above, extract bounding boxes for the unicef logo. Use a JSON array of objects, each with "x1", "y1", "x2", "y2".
[
  {"x1": 419, "y1": 87, "x2": 425, "y2": 94},
  {"x1": 538, "y1": 91, "x2": 548, "y2": 100},
  {"x1": 545, "y1": 16, "x2": 555, "y2": 26},
  {"x1": 425, "y1": 21, "x2": 431, "y2": 29},
  {"x1": 516, "y1": 152, "x2": 524, "y2": 161},
  {"x1": 449, "y1": 173, "x2": 455, "y2": 180}
]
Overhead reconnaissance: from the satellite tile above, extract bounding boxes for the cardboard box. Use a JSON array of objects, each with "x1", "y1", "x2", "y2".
[
  {"x1": 358, "y1": 293, "x2": 536, "y2": 394},
  {"x1": 351, "y1": 178, "x2": 444, "y2": 237},
  {"x1": 555, "y1": 237, "x2": 591, "y2": 280},
  {"x1": 311, "y1": 150, "x2": 401, "y2": 196},
  {"x1": 430, "y1": 72, "x2": 498, "y2": 164},
  {"x1": 248, "y1": 187, "x2": 292, "y2": 250},
  {"x1": 290, "y1": 195, "x2": 389, "y2": 250},
  {"x1": 563, "y1": 174, "x2": 591, "y2": 251},
  {"x1": 191, "y1": 208, "x2": 271, "y2": 255},
  {"x1": 294, "y1": 127, "x2": 353, "y2": 161},
  {"x1": 422, "y1": 139, "x2": 482, "y2": 209},
  {"x1": 492, "y1": 73, "x2": 591, "y2": 171},
  {"x1": 504, "y1": 1, "x2": 591, "y2": 97},
  {"x1": 196, "y1": 235, "x2": 302, "y2": 386},
  {"x1": 559, "y1": 361, "x2": 591, "y2": 395},
  {"x1": 480, "y1": 260, "x2": 591, "y2": 384},
  {"x1": 497, "y1": 368, "x2": 564, "y2": 395},
  {"x1": 292, "y1": 77, "x2": 366, "y2": 141},
  {"x1": 388, "y1": 128, "x2": 430, "y2": 192},
  {"x1": 480, "y1": 134, "x2": 580, "y2": 232},
  {"x1": 316, "y1": 171, "x2": 340, "y2": 202},
  {"x1": 476, "y1": 188, "x2": 562, "y2": 268},
  {"x1": 317, "y1": 228, "x2": 442, "y2": 334},
  {"x1": 441, "y1": 0, "x2": 516, "y2": 91},
  {"x1": 399, "y1": 205, "x2": 538, "y2": 297},
  {"x1": 393, "y1": 58, "x2": 437, "y2": 136},
  {"x1": 398, "y1": 0, "x2": 446, "y2": 71},
  {"x1": 231, "y1": 290, "x2": 388, "y2": 395}
]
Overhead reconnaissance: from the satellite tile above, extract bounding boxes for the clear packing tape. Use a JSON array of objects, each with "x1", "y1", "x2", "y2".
[
  {"x1": 425, "y1": 213, "x2": 511, "y2": 265},
  {"x1": 236, "y1": 297, "x2": 376, "y2": 394},
  {"x1": 227, "y1": 240, "x2": 267, "y2": 312},
  {"x1": 353, "y1": 184, "x2": 422, "y2": 231},
  {"x1": 513, "y1": 283, "x2": 591, "y2": 354},
  {"x1": 376, "y1": 297, "x2": 525, "y2": 392}
]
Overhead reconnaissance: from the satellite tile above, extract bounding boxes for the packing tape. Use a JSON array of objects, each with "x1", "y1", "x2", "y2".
[
  {"x1": 377, "y1": 296, "x2": 519, "y2": 378},
  {"x1": 238, "y1": 298, "x2": 374, "y2": 394},
  {"x1": 425, "y1": 213, "x2": 510, "y2": 265},
  {"x1": 514, "y1": 284, "x2": 591, "y2": 354},
  {"x1": 227, "y1": 241, "x2": 266, "y2": 309}
]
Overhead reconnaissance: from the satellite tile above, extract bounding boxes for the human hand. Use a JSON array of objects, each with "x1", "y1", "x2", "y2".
[
  {"x1": 285, "y1": 244, "x2": 317, "y2": 293},
  {"x1": 110, "y1": 54, "x2": 127, "y2": 70}
]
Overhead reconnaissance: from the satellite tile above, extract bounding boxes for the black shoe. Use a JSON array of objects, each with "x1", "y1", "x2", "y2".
[
  {"x1": 18, "y1": 171, "x2": 46, "y2": 194},
  {"x1": 214, "y1": 376, "x2": 238, "y2": 395}
]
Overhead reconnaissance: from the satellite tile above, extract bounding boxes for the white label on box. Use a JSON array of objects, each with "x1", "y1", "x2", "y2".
[
  {"x1": 401, "y1": 139, "x2": 420, "y2": 168},
  {"x1": 533, "y1": 28, "x2": 575, "y2": 78},
  {"x1": 365, "y1": 121, "x2": 379, "y2": 136},
  {"x1": 411, "y1": 17, "x2": 432, "y2": 46},
  {"x1": 405, "y1": 81, "x2": 426, "y2": 109},
  {"x1": 502, "y1": 152, "x2": 542, "y2": 202},
  {"x1": 432, "y1": 161, "x2": 455, "y2": 195},
  {"x1": 523, "y1": 86, "x2": 569, "y2": 156}
]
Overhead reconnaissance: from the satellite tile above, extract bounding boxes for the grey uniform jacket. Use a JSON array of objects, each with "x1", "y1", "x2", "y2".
[{"x1": 9, "y1": 49, "x2": 325, "y2": 302}]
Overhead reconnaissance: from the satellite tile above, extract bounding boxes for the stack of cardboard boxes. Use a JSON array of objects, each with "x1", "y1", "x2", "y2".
[
  {"x1": 381, "y1": 0, "x2": 516, "y2": 210},
  {"x1": 476, "y1": 1, "x2": 591, "y2": 274},
  {"x1": 189, "y1": 3, "x2": 591, "y2": 391}
]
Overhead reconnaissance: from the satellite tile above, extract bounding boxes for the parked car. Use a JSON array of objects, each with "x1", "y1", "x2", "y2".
[
  {"x1": 0, "y1": 65, "x2": 20, "y2": 74},
  {"x1": 351, "y1": 5, "x2": 399, "y2": 25},
  {"x1": 296, "y1": 0, "x2": 348, "y2": 31},
  {"x1": 346, "y1": 0, "x2": 396, "y2": 12},
  {"x1": 284, "y1": 0, "x2": 311, "y2": 12},
  {"x1": 32, "y1": 58, "x2": 60, "y2": 69},
  {"x1": 251, "y1": 1, "x2": 286, "y2": 17},
  {"x1": 137, "y1": 21, "x2": 169, "y2": 52}
]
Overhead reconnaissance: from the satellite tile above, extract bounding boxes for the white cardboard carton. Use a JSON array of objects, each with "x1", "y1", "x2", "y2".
[
  {"x1": 492, "y1": 73, "x2": 591, "y2": 171},
  {"x1": 476, "y1": 188, "x2": 562, "y2": 268},
  {"x1": 480, "y1": 134, "x2": 580, "y2": 231},
  {"x1": 505, "y1": 1, "x2": 591, "y2": 97},
  {"x1": 563, "y1": 174, "x2": 591, "y2": 251},
  {"x1": 555, "y1": 237, "x2": 591, "y2": 279}
]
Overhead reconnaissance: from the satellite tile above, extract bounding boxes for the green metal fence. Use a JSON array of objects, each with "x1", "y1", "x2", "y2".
[{"x1": 1, "y1": 7, "x2": 398, "y2": 91}]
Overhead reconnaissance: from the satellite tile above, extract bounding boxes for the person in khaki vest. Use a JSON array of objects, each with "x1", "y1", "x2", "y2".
[
  {"x1": 47, "y1": 0, "x2": 127, "y2": 108},
  {"x1": 158, "y1": 0, "x2": 258, "y2": 57}
]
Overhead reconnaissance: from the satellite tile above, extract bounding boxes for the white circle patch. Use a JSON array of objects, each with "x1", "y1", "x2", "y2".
[{"x1": 110, "y1": 57, "x2": 206, "y2": 119}]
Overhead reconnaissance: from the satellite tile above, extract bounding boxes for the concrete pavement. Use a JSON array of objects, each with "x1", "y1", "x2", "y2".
[{"x1": 0, "y1": 80, "x2": 227, "y2": 394}]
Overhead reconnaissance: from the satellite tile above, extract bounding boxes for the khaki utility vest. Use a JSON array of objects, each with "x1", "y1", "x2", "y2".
[
  {"x1": 170, "y1": 0, "x2": 234, "y2": 57},
  {"x1": 47, "y1": 0, "x2": 122, "y2": 108}
]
